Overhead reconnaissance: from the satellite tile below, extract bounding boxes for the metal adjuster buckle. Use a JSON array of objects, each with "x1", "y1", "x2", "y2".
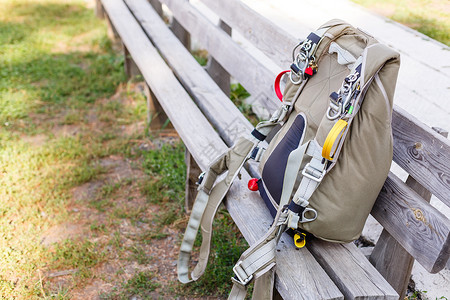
[
  {"x1": 301, "y1": 163, "x2": 324, "y2": 182},
  {"x1": 232, "y1": 261, "x2": 253, "y2": 286},
  {"x1": 196, "y1": 171, "x2": 206, "y2": 185}
]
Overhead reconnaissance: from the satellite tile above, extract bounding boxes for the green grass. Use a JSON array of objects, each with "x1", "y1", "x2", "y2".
[
  {"x1": 102, "y1": 271, "x2": 161, "y2": 300},
  {"x1": 230, "y1": 83, "x2": 260, "y2": 126},
  {"x1": 0, "y1": 0, "x2": 129, "y2": 297},
  {"x1": 0, "y1": 0, "x2": 259, "y2": 298},
  {"x1": 352, "y1": 0, "x2": 450, "y2": 46}
]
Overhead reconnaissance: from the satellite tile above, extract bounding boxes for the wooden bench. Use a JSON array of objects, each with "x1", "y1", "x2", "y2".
[{"x1": 96, "y1": 0, "x2": 450, "y2": 299}]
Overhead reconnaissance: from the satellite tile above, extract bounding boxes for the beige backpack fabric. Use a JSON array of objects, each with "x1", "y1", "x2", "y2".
[{"x1": 258, "y1": 19, "x2": 400, "y2": 242}]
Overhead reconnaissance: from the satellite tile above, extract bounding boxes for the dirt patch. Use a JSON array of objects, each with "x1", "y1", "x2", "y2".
[{"x1": 41, "y1": 223, "x2": 85, "y2": 247}]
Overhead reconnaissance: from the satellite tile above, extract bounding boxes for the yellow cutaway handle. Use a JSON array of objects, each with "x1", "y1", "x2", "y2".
[
  {"x1": 294, "y1": 232, "x2": 307, "y2": 248},
  {"x1": 322, "y1": 119, "x2": 348, "y2": 161}
]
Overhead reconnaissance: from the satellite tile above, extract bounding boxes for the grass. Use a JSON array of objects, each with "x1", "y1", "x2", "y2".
[
  {"x1": 352, "y1": 0, "x2": 450, "y2": 46},
  {"x1": 0, "y1": 0, "x2": 133, "y2": 297},
  {"x1": 100, "y1": 271, "x2": 161, "y2": 300}
]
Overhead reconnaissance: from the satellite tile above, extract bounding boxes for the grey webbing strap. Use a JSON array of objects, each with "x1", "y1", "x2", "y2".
[
  {"x1": 228, "y1": 207, "x2": 290, "y2": 299},
  {"x1": 279, "y1": 140, "x2": 309, "y2": 208},
  {"x1": 286, "y1": 140, "x2": 326, "y2": 226},
  {"x1": 192, "y1": 178, "x2": 231, "y2": 280},
  {"x1": 178, "y1": 137, "x2": 255, "y2": 283},
  {"x1": 293, "y1": 140, "x2": 326, "y2": 207},
  {"x1": 178, "y1": 189, "x2": 211, "y2": 283}
]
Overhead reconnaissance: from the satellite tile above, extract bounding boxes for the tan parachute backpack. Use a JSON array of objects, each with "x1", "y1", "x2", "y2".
[{"x1": 178, "y1": 19, "x2": 400, "y2": 299}]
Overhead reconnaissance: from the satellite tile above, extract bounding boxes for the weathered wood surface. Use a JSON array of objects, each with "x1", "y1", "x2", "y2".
[
  {"x1": 205, "y1": 20, "x2": 231, "y2": 96},
  {"x1": 308, "y1": 240, "x2": 398, "y2": 300},
  {"x1": 391, "y1": 106, "x2": 450, "y2": 207},
  {"x1": 371, "y1": 127, "x2": 449, "y2": 299},
  {"x1": 371, "y1": 172, "x2": 450, "y2": 273},
  {"x1": 101, "y1": 1, "x2": 344, "y2": 298},
  {"x1": 101, "y1": 0, "x2": 222, "y2": 170},
  {"x1": 94, "y1": 0, "x2": 105, "y2": 18},
  {"x1": 171, "y1": 0, "x2": 191, "y2": 51},
  {"x1": 200, "y1": 0, "x2": 297, "y2": 69},
  {"x1": 370, "y1": 230, "x2": 414, "y2": 299},
  {"x1": 126, "y1": 0, "x2": 252, "y2": 146},
  {"x1": 157, "y1": 0, "x2": 279, "y2": 113},
  {"x1": 144, "y1": 84, "x2": 172, "y2": 130},
  {"x1": 123, "y1": 45, "x2": 141, "y2": 78}
]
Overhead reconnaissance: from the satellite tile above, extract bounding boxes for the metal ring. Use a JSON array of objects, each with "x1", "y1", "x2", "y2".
[
  {"x1": 347, "y1": 73, "x2": 358, "y2": 82},
  {"x1": 326, "y1": 106, "x2": 341, "y2": 120},
  {"x1": 300, "y1": 208, "x2": 317, "y2": 223},
  {"x1": 289, "y1": 71, "x2": 303, "y2": 85}
]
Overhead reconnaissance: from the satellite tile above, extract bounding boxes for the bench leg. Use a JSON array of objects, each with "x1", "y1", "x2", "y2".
[
  {"x1": 148, "y1": 0, "x2": 163, "y2": 17},
  {"x1": 370, "y1": 127, "x2": 448, "y2": 299},
  {"x1": 144, "y1": 84, "x2": 173, "y2": 131},
  {"x1": 94, "y1": 0, "x2": 105, "y2": 19},
  {"x1": 185, "y1": 149, "x2": 201, "y2": 212},
  {"x1": 171, "y1": 18, "x2": 191, "y2": 50},
  {"x1": 206, "y1": 20, "x2": 231, "y2": 96},
  {"x1": 123, "y1": 45, "x2": 141, "y2": 79}
]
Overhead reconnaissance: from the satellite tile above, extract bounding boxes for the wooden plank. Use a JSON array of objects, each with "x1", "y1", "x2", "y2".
[
  {"x1": 370, "y1": 230, "x2": 414, "y2": 299},
  {"x1": 156, "y1": 0, "x2": 279, "y2": 113},
  {"x1": 94, "y1": 0, "x2": 105, "y2": 18},
  {"x1": 205, "y1": 20, "x2": 231, "y2": 96},
  {"x1": 144, "y1": 84, "x2": 173, "y2": 130},
  {"x1": 307, "y1": 240, "x2": 398, "y2": 300},
  {"x1": 370, "y1": 128, "x2": 449, "y2": 299},
  {"x1": 123, "y1": 45, "x2": 141, "y2": 78},
  {"x1": 371, "y1": 172, "x2": 450, "y2": 273},
  {"x1": 200, "y1": 0, "x2": 297, "y2": 69},
  {"x1": 148, "y1": 0, "x2": 163, "y2": 16},
  {"x1": 101, "y1": 1, "x2": 343, "y2": 298},
  {"x1": 392, "y1": 106, "x2": 450, "y2": 207},
  {"x1": 101, "y1": 0, "x2": 222, "y2": 169},
  {"x1": 126, "y1": 0, "x2": 253, "y2": 146}
]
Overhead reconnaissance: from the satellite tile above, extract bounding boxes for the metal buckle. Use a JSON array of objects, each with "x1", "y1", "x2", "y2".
[
  {"x1": 300, "y1": 207, "x2": 318, "y2": 223},
  {"x1": 196, "y1": 172, "x2": 206, "y2": 185},
  {"x1": 232, "y1": 261, "x2": 253, "y2": 286},
  {"x1": 289, "y1": 70, "x2": 303, "y2": 84},
  {"x1": 301, "y1": 163, "x2": 324, "y2": 182}
]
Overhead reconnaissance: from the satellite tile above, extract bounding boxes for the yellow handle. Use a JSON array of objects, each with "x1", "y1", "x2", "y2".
[
  {"x1": 322, "y1": 119, "x2": 348, "y2": 161},
  {"x1": 294, "y1": 232, "x2": 306, "y2": 248}
]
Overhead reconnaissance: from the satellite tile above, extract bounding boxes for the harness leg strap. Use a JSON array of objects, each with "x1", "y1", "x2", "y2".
[{"x1": 178, "y1": 137, "x2": 255, "y2": 283}]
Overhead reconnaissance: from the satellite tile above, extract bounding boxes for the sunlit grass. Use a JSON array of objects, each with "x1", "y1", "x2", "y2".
[
  {"x1": 0, "y1": 0, "x2": 127, "y2": 297},
  {"x1": 352, "y1": 0, "x2": 450, "y2": 46}
]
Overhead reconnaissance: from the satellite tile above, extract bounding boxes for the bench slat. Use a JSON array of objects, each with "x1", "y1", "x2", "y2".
[
  {"x1": 100, "y1": 0, "x2": 223, "y2": 170},
  {"x1": 199, "y1": 0, "x2": 296, "y2": 69},
  {"x1": 102, "y1": 0, "x2": 344, "y2": 298},
  {"x1": 392, "y1": 106, "x2": 450, "y2": 206},
  {"x1": 372, "y1": 172, "x2": 450, "y2": 273},
  {"x1": 307, "y1": 240, "x2": 398, "y2": 300},
  {"x1": 125, "y1": 0, "x2": 252, "y2": 146},
  {"x1": 158, "y1": 0, "x2": 279, "y2": 112}
]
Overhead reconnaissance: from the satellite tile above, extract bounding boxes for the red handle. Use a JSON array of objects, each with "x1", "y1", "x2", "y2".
[{"x1": 274, "y1": 70, "x2": 290, "y2": 102}]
